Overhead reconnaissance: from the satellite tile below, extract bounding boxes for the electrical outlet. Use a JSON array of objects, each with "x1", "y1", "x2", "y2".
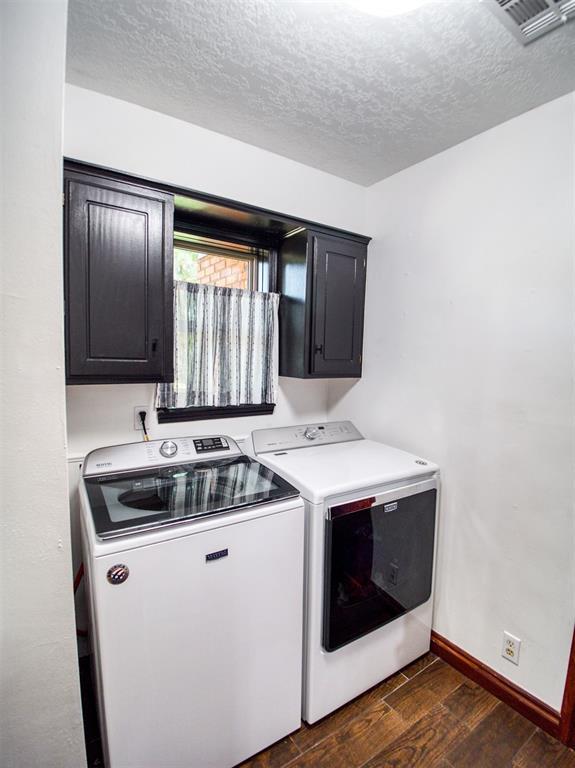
[
  {"x1": 134, "y1": 406, "x2": 148, "y2": 431},
  {"x1": 502, "y1": 631, "x2": 521, "y2": 666}
]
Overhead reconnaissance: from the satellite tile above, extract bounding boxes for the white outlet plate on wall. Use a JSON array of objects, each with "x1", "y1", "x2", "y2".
[{"x1": 502, "y1": 631, "x2": 521, "y2": 666}]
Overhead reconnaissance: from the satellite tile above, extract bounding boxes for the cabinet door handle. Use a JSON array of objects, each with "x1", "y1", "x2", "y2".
[
  {"x1": 151, "y1": 338, "x2": 158, "y2": 356},
  {"x1": 314, "y1": 343, "x2": 323, "y2": 355}
]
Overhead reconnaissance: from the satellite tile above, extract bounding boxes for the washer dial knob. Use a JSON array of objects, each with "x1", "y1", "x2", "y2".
[
  {"x1": 160, "y1": 440, "x2": 178, "y2": 458},
  {"x1": 304, "y1": 427, "x2": 320, "y2": 441}
]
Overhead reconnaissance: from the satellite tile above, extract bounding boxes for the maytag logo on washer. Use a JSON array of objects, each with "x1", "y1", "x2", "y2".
[
  {"x1": 384, "y1": 502, "x2": 398, "y2": 513},
  {"x1": 107, "y1": 564, "x2": 130, "y2": 585},
  {"x1": 206, "y1": 548, "x2": 229, "y2": 562},
  {"x1": 96, "y1": 461, "x2": 113, "y2": 468}
]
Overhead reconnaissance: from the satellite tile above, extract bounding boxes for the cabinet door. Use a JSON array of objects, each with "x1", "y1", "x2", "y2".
[
  {"x1": 311, "y1": 234, "x2": 366, "y2": 377},
  {"x1": 65, "y1": 172, "x2": 174, "y2": 383}
]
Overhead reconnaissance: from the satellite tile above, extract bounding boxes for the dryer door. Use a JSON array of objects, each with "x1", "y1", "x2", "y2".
[{"x1": 323, "y1": 480, "x2": 437, "y2": 652}]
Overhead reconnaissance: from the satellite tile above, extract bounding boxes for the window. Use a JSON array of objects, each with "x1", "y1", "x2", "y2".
[
  {"x1": 174, "y1": 232, "x2": 258, "y2": 291},
  {"x1": 156, "y1": 231, "x2": 278, "y2": 423}
]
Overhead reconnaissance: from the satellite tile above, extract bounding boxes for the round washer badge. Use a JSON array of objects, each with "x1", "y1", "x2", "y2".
[{"x1": 107, "y1": 564, "x2": 130, "y2": 585}]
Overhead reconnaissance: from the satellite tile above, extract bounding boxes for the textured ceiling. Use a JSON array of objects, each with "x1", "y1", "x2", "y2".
[{"x1": 66, "y1": 0, "x2": 575, "y2": 185}]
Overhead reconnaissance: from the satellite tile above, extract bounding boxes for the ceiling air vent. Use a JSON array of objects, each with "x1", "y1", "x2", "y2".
[{"x1": 490, "y1": 0, "x2": 575, "y2": 44}]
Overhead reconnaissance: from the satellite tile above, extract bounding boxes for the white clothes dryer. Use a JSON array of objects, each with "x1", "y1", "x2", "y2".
[{"x1": 250, "y1": 421, "x2": 439, "y2": 724}]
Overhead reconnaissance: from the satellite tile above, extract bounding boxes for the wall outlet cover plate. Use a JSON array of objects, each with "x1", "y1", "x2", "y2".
[{"x1": 502, "y1": 631, "x2": 521, "y2": 666}]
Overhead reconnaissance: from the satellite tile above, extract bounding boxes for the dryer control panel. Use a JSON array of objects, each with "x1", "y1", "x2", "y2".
[{"x1": 252, "y1": 421, "x2": 363, "y2": 454}]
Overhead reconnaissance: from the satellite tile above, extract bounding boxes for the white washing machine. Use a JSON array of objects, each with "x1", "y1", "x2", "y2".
[
  {"x1": 250, "y1": 421, "x2": 439, "y2": 724},
  {"x1": 80, "y1": 434, "x2": 305, "y2": 768}
]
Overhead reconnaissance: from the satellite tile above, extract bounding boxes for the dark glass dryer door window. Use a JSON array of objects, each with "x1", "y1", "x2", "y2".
[
  {"x1": 323, "y1": 489, "x2": 437, "y2": 652},
  {"x1": 84, "y1": 455, "x2": 299, "y2": 539}
]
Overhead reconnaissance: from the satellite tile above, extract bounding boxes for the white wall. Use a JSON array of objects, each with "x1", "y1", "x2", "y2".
[
  {"x1": 329, "y1": 93, "x2": 575, "y2": 710},
  {"x1": 0, "y1": 3, "x2": 86, "y2": 766},
  {"x1": 66, "y1": 378, "x2": 330, "y2": 457},
  {"x1": 64, "y1": 85, "x2": 366, "y2": 234},
  {"x1": 64, "y1": 85, "x2": 367, "y2": 456}
]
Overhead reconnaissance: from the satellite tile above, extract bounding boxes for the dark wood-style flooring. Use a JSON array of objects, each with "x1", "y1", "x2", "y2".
[
  {"x1": 239, "y1": 654, "x2": 575, "y2": 768},
  {"x1": 80, "y1": 654, "x2": 575, "y2": 768}
]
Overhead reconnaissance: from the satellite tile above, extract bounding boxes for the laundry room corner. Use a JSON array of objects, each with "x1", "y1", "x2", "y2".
[{"x1": 327, "y1": 92, "x2": 575, "y2": 712}]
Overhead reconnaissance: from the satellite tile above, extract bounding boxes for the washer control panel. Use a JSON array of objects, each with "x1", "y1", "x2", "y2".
[
  {"x1": 252, "y1": 421, "x2": 363, "y2": 454},
  {"x1": 83, "y1": 434, "x2": 239, "y2": 477},
  {"x1": 193, "y1": 437, "x2": 229, "y2": 453}
]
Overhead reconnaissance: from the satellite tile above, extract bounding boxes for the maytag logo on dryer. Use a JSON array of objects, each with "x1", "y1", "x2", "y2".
[
  {"x1": 384, "y1": 502, "x2": 398, "y2": 513},
  {"x1": 96, "y1": 461, "x2": 113, "y2": 468}
]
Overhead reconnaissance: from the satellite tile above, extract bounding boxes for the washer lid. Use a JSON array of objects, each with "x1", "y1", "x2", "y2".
[
  {"x1": 83, "y1": 455, "x2": 300, "y2": 539},
  {"x1": 255, "y1": 440, "x2": 438, "y2": 504}
]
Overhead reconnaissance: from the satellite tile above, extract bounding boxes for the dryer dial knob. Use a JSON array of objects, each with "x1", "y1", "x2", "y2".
[
  {"x1": 304, "y1": 427, "x2": 320, "y2": 441},
  {"x1": 160, "y1": 440, "x2": 178, "y2": 458}
]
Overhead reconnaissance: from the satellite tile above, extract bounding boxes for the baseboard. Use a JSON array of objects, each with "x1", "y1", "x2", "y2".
[
  {"x1": 431, "y1": 631, "x2": 561, "y2": 739},
  {"x1": 559, "y1": 628, "x2": 575, "y2": 747}
]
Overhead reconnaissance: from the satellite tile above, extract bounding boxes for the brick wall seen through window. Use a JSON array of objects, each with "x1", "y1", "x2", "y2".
[
  {"x1": 195, "y1": 254, "x2": 250, "y2": 290},
  {"x1": 174, "y1": 233, "x2": 257, "y2": 291}
]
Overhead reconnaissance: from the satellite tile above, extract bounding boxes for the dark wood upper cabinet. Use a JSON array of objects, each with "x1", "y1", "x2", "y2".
[
  {"x1": 278, "y1": 230, "x2": 368, "y2": 378},
  {"x1": 64, "y1": 160, "x2": 369, "y2": 387},
  {"x1": 64, "y1": 168, "x2": 174, "y2": 384}
]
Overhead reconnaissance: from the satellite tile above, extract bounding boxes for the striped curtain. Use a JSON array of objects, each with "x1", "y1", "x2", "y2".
[{"x1": 156, "y1": 282, "x2": 279, "y2": 409}]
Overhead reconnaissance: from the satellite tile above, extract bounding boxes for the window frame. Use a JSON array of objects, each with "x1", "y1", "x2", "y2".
[{"x1": 157, "y1": 403, "x2": 275, "y2": 423}]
